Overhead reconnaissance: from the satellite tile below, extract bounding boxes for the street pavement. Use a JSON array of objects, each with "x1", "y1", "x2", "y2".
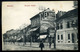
[{"x1": 2, "y1": 42, "x2": 57, "y2": 51}]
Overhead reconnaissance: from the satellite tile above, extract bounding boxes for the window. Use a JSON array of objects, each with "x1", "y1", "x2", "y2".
[
  {"x1": 47, "y1": 12, "x2": 49, "y2": 16},
  {"x1": 71, "y1": 20, "x2": 76, "y2": 27},
  {"x1": 45, "y1": 12, "x2": 47, "y2": 17},
  {"x1": 58, "y1": 35, "x2": 59, "y2": 40},
  {"x1": 57, "y1": 24, "x2": 59, "y2": 30},
  {"x1": 60, "y1": 23, "x2": 63, "y2": 29},
  {"x1": 68, "y1": 34, "x2": 70, "y2": 39},
  {"x1": 67, "y1": 22, "x2": 70, "y2": 28},
  {"x1": 71, "y1": 20, "x2": 74, "y2": 27},
  {"x1": 61, "y1": 35, "x2": 63, "y2": 40},
  {"x1": 72, "y1": 33, "x2": 75, "y2": 43}
]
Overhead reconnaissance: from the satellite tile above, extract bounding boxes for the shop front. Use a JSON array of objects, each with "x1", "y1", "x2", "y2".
[{"x1": 29, "y1": 27, "x2": 40, "y2": 42}]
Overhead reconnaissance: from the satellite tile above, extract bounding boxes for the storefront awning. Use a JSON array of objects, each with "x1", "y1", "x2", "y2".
[
  {"x1": 38, "y1": 35, "x2": 47, "y2": 39},
  {"x1": 29, "y1": 27, "x2": 39, "y2": 32}
]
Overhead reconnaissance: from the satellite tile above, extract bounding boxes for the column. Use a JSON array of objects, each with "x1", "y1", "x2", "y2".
[
  {"x1": 70, "y1": 33, "x2": 72, "y2": 43},
  {"x1": 63, "y1": 31, "x2": 65, "y2": 43},
  {"x1": 63, "y1": 20, "x2": 66, "y2": 29}
]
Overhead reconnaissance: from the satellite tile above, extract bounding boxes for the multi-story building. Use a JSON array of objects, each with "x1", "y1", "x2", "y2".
[
  {"x1": 55, "y1": 1, "x2": 78, "y2": 50},
  {"x1": 30, "y1": 8, "x2": 56, "y2": 42},
  {"x1": 55, "y1": 8, "x2": 78, "y2": 50},
  {"x1": 3, "y1": 29, "x2": 20, "y2": 42}
]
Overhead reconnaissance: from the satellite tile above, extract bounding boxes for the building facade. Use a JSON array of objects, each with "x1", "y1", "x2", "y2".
[
  {"x1": 30, "y1": 8, "x2": 56, "y2": 42},
  {"x1": 55, "y1": 8, "x2": 78, "y2": 50}
]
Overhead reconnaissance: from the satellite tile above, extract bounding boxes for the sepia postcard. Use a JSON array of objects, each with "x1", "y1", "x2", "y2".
[{"x1": 2, "y1": 1, "x2": 78, "y2": 51}]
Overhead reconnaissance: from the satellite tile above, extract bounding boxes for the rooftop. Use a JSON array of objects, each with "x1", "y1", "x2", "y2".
[
  {"x1": 30, "y1": 8, "x2": 55, "y2": 20},
  {"x1": 55, "y1": 8, "x2": 78, "y2": 22}
]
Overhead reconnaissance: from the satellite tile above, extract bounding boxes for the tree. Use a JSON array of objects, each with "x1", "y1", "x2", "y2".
[{"x1": 19, "y1": 23, "x2": 29, "y2": 46}]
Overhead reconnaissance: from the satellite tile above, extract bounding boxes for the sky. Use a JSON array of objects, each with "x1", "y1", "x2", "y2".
[{"x1": 2, "y1": 1, "x2": 75, "y2": 34}]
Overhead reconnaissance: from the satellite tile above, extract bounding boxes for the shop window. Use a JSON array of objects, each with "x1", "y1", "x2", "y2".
[
  {"x1": 58, "y1": 35, "x2": 59, "y2": 40},
  {"x1": 68, "y1": 34, "x2": 70, "y2": 39},
  {"x1": 67, "y1": 22, "x2": 70, "y2": 28},
  {"x1": 61, "y1": 35, "x2": 63, "y2": 40}
]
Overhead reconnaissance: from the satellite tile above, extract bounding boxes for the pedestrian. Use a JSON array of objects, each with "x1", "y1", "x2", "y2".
[
  {"x1": 39, "y1": 41, "x2": 44, "y2": 51},
  {"x1": 49, "y1": 41, "x2": 52, "y2": 48}
]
